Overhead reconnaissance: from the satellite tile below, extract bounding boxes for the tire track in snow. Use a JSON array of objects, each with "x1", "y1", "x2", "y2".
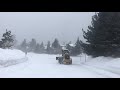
[
  {"x1": 82, "y1": 63, "x2": 120, "y2": 78},
  {"x1": 68, "y1": 60, "x2": 120, "y2": 78},
  {"x1": 0, "y1": 56, "x2": 28, "y2": 67},
  {"x1": 65, "y1": 63, "x2": 109, "y2": 78},
  {"x1": 81, "y1": 65, "x2": 111, "y2": 78}
]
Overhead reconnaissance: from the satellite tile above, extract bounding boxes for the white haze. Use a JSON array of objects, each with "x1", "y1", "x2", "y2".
[{"x1": 0, "y1": 12, "x2": 95, "y2": 45}]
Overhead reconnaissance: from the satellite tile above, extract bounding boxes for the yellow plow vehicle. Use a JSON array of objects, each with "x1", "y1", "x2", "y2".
[{"x1": 56, "y1": 49, "x2": 72, "y2": 65}]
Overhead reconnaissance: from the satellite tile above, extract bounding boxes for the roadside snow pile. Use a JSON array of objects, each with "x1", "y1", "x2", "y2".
[
  {"x1": 0, "y1": 49, "x2": 25, "y2": 60},
  {"x1": 0, "y1": 49, "x2": 28, "y2": 67},
  {"x1": 81, "y1": 55, "x2": 120, "y2": 76}
]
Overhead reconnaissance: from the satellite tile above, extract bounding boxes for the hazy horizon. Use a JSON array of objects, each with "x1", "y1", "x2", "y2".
[{"x1": 0, "y1": 12, "x2": 95, "y2": 45}]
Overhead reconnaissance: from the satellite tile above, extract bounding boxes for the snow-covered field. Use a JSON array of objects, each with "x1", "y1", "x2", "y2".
[
  {"x1": 0, "y1": 49, "x2": 28, "y2": 67},
  {"x1": 0, "y1": 48, "x2": 25, "y2": 60},
  {"x1": 0, "y1": 49, "x2": 120, "y2": 78}
]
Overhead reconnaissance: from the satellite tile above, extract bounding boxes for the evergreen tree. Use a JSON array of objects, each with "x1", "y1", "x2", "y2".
[
  {"x1": 66, "y1": 43, "x2": 71, "y2": 51},
  {"x1": 82, "y1": 12, "x2": 120, "y2": 57},
  {"x1": 72, "y1": 37, "x2": 82, "y2": 56},
  {"x1": 66, "y1": 41, "x2": 72, "y2": 54},
  {"x1": 52, "y1": 38, "x2": 60, "y2": 49},
  {"x1": 11, "y1": 34, "x2": 17, "y2": 48},
  {"x1": 1, "y1": 29, "x2": 14, "y2": 49},
  {"x1": 34, "y1": 43, "x2": 40, "y2": 53},
  {"x1": 40, "y1": 42, "x2": 45, "y2": 53},
  {"x1": 0, "y1": 41, "x2": 2, "y2": 48},
  {"x1": 20, "y1": 39, "x2": 27, "y2": 52},
  {"x1": 28, "y1": 38, "x2": 36, "y2": 52},
  {"x1": 46, "y1": 41, "x2": 51, "y2": 54},
  {"x1": 52, "y1": 38, "x2": 61, "y2": 54}
]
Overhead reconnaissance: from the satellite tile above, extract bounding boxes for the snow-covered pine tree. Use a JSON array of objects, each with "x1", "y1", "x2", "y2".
[
  {"x1": 66, "y1": 41, "x2": 73, "y2": 54},
  {"x1": 1, "y1": 29, "x2": 14, "y2": 49},
  {"x1": 82, "y1": 12, "x2": 120, "y2": 57},
  {"x1": 11, "y1": 34, "x2": 17, "y2": 49}
]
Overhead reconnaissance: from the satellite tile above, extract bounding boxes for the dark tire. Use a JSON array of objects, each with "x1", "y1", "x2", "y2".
[
  {"x1": 58, "y1": 60, "x2": 61, "y2": 64},
  {"x1": 59, "y1": 59, "x2": 62, "y2": 64},
  {"x1": 70, "y1": 60, "x2": 72, "y2": 64}
]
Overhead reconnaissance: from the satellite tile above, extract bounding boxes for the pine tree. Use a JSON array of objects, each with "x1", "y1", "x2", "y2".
[
  {"x1": 66, "y1": 43, "x2": 71, "y2": 51},
  {"x1": 52, "y1": 38, "x2": 60, "y2": 54},
  {"x1": 0, "y1": 41, "x2": 2, "y2": 48},
  {"x1": 34, "y1": 43, "x2": 40, "y2": 53},
  {"x1": 20, "y1": 39, "x2": 27, "y2": 52},
  {"x1": 46, "y1": 41, "x2": 51, "y2": 54},
  {"x1": 52, "y1": 38, "x2": 60, "y2": 49},
  {"x1": 82, "y1": 12, "x2": 120, "y2": 57},
  {"x1": 72, "y1": 37, "x2": 82, "y2": 56},
  {"x1": 12, "y1": 34, "x2": 17, "y2": 48},
  {"x1": 40, "y1": 42, "x2": 45, "y2": 53},
  {"x1": 1, "y1": 29, "x2": 14, "y2": 49},
  {"x1": 28, "y1": 38, "x2": 36, "y2": 52},
  {"x1": 66, "y1": 41, "x2": 72, "y2": 54}
]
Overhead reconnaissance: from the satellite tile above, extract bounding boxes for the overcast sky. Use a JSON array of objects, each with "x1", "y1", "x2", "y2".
[{"x1": 0, "y1": 12, "x2": 95, "y2": 44}]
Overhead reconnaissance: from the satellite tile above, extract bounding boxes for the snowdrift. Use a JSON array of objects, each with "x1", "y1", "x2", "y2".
[
  {"x1": 75, "y1": 54, "x2": 120, "y2": 77},
  {"x1": 0, "y1": 49, "x2": 28, "y2": 67}
]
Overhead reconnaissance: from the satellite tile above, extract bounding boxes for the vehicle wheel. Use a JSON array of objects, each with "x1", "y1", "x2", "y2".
[
  {"x1": 59, "y1": 60, "x2": 61, "y2": 64},
  {"x1": 70, "y1": 60, "x2": 72, "y2": 64},
  {"x1": 59, "y1": 59, "x2": 63, "y2": 64}
]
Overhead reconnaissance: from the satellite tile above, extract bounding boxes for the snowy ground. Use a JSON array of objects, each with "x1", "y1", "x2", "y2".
[
  {"x1": 0, "y1": 51, "x2": 120, "y2": 78},
  {"x1": 0, "y1": 48, "x2": 25, "y2": 60},
  {"x1": 0, "y1": 49, "x2": 28, "y2": 67}
]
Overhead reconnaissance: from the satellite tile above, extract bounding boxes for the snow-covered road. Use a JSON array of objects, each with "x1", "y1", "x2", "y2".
[{"x1": 0, "y1": 53, "x2": 120, "y2": 78}]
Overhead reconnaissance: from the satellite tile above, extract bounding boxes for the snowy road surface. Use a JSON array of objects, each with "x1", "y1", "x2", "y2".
[{"x1": 0, "y1": 53, "x2": 120, "y2": 78}]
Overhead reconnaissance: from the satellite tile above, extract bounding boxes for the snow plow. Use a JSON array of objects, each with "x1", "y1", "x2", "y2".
[{"x1": 56, "y1": 49, "x2": 72, "y2": 65}]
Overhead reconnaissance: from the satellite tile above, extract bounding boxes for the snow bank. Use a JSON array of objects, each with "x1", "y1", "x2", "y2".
[
  {"x1": 0, "y1": 48, "x2": 25, "y2": 60},
  {"x1": 77, "y1": 54, "x2": 120, "y2": 77},
  {"x1": 0, "y1": 48, "x2": 28, "y2": 67}
]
